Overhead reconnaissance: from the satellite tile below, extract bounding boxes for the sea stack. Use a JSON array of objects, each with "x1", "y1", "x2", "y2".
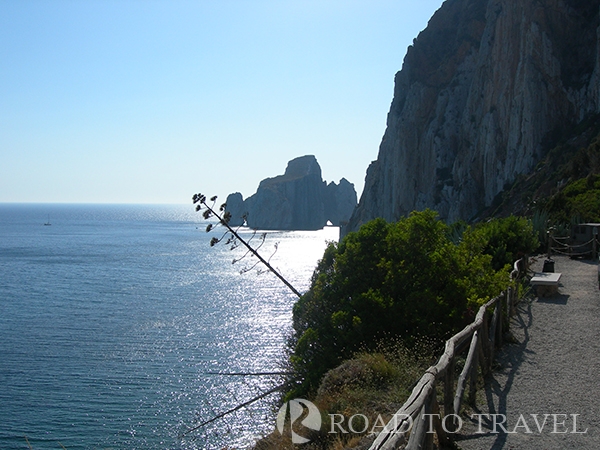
[{"x1": 225, "y1": 155, "x2": 357, "y2": 230}]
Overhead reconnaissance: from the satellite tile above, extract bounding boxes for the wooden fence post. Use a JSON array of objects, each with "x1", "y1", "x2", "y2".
[
  {"x1": 497, "y1": 292, "x2": 504, "y2": 348},
  {"x1": 468, "y1": 332, "x2": 481, "y2": 406},
  {"x1": 406, "y1": 391, "x2": 434, "y2": 450},
  {"x1": 431, "y1": 392, "x2": 451, "y2": 449},
  {"x1": 479, "y1": 309, "x2": 490, "y2": 375},
  {"x1": 488, "y1": 300, "x2": 500, "y2": 365},
  {"x1": 443, "y1": 355, "x2": 456, "y2": 433},
  {"x1": 454, "y1": 330, "x2": 479, "y2": 415}
]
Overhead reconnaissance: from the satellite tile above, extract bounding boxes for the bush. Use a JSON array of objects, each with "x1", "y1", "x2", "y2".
[
  {"x1": 546, "y1": 174, "x2": 600, "y2": 224},
  {"x1": 288, "y1": 210, "x2": 518, "y2": 397},
  {"x1": 469, "y1": 216, "x2": 539, "y2": 270},
  {"x1": 256, "y1": 343, "x2": 430, "y2": 450}
]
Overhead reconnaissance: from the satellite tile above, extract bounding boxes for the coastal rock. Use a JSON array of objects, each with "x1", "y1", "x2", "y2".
[
  {"x1": 324, "y1": 178, "x2": 358, "y2": 226},
  {"x1": 225, "y1": 155, "x2": 357, "y2": 230},
  {"x1": 224, "y1": 192, "x2": 246, "y2": 227},
  {"x1": 348, "y1": 0, "x2": 600, "y2": 231}
]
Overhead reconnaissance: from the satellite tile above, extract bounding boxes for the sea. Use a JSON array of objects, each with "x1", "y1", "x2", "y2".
[{"x1": 0, "y1": 203, "x2": 338, "y2": 450}]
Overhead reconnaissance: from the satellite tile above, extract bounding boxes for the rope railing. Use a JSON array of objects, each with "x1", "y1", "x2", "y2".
[
  {"x1": 549, "y1": 235, "x2": 598, "y2": 257},
  {"x1": 368, "y1": 259, "x2": 526, "y2": 450}
]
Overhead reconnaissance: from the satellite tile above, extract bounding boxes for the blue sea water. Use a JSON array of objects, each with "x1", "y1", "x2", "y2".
[{"x1": 0, "y1": 203, "x2": 337, "y2": 450}]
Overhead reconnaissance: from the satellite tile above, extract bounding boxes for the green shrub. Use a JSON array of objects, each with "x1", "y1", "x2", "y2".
[
  {"x1": 470, "y1": 216, "x2": 539, "y2": 270},
  {"x1": 288, "y1": 210, "x2": 520, "y2": 397},
  {"x1": 546, "y1": 175, "x2": 600, "y2": 224}
]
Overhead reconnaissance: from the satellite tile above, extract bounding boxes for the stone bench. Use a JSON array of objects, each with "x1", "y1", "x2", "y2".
[{"x1": 530, "y1": 272, "x2": 562, "y2": 297}]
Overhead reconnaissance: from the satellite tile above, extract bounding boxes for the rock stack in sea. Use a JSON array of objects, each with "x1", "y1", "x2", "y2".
[{"x1": 225, "y1": 155, "x2": 357, "y2": 230}]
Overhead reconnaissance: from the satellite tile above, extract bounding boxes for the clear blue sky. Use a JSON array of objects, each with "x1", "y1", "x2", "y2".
[{"x1": 1, "y1": 0, "x2": 444, "y2": 204}]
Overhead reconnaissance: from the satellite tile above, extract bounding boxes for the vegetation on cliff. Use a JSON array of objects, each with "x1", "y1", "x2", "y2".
[
  {"x1": 347, "y1": 0, "x2": 600, "y2": 230},
  {"x1": 251, "y1": 211, "x2": 537, "y2": 450},
  {"x1": 484, "y1": 113, "x2": 600, "y2": 229},
  {"x1": 287, "y1": 211, "x2": 538, "y2": 399},
  {"x1": 256, "y1": 344, "x2": 432, "y2": 450},
  {"x1": 546, "y1": 174, "x2": 600, "y2": 224}
]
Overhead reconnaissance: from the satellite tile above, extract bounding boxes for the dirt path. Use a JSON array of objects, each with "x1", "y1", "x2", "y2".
[{"x1": 455, "y1": 255, "x2": 600, "y2": 450}]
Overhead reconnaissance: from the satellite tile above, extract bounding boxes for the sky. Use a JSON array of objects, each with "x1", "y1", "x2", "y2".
[{"x1": 1, "y1": 0, "x2": 445, "y2": 205}]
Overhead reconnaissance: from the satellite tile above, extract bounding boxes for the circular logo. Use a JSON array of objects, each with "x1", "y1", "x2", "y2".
[{"x1": 276, "y1": 398, "x2": 322, "y2": 444}]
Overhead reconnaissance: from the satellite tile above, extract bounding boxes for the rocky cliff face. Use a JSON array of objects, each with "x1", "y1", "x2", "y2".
[
  {"x1": 348, "y1": 0, "x2": 600, "y2": 231},
  {"x1": 324, "y1": 178, "x2": 357, "y2": 227},
  {"x1": 225, "y1": 155, "x2": 357, "y2": 230}
]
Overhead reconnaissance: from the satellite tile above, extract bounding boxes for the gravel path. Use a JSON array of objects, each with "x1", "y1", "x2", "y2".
[{"x1": 455, "y1": 255, "x2": 600, "y2": 450}]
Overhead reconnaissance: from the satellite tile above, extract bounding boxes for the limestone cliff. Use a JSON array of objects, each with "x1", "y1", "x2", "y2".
[
  {"x1": 225, "y1": 155, "x2": 357, "y2": 230},
  {"x1": 348, "y1": 0, "x2": 600, "y2": 231}
]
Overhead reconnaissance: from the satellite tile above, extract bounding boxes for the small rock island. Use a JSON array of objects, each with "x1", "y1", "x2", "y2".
[{"x1": 225, "y1": 155, "x2": 357, "y2": 230}]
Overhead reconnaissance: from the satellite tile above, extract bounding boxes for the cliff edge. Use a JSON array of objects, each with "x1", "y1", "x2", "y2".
[{"x1": 348, "y1": 0, "x2": 600, "y2": 231}]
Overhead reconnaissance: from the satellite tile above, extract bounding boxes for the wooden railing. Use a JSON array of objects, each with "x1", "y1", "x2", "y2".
[{"x1": 368, "y1": 258, "x2": 526, "y2": 450}]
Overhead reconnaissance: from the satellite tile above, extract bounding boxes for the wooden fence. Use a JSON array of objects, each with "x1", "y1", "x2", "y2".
[{"x1": 368, "y1": 258, "x2": 526, "y2": 450}]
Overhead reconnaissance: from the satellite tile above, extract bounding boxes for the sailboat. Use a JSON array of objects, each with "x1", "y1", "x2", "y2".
[{"x1": 44, "y1": 214, "x2": 51, "y2": 226}]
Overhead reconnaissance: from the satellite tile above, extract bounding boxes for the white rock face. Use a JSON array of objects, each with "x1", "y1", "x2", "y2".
[{"x1": 348, "y1": 0, "x2": 600, "y2": 231}]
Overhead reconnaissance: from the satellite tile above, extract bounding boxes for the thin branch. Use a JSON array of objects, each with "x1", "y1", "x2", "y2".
[
  {"x1": 193, "y1": 194, "x2": 302, "y2": 298},
  {"x1": 204, "y1": 371, "x2": 293, "y2": 376},
  {"x1": 239, "y1": 260, "x2": 262, "y2": 274},
  {"x1": 267, "y1": 242, "x2": 279, "y2": 265},
  {"x1": 240, "y1": 239, "x2": 279, "y2": 274},
  {"x1": 180, "y1": 384, "x2": 284, "y2": 437}
]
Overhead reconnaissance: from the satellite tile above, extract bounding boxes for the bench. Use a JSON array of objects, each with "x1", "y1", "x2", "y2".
[{"x1": 530, "y1": 272, "x2": 562, "y2": 297}]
